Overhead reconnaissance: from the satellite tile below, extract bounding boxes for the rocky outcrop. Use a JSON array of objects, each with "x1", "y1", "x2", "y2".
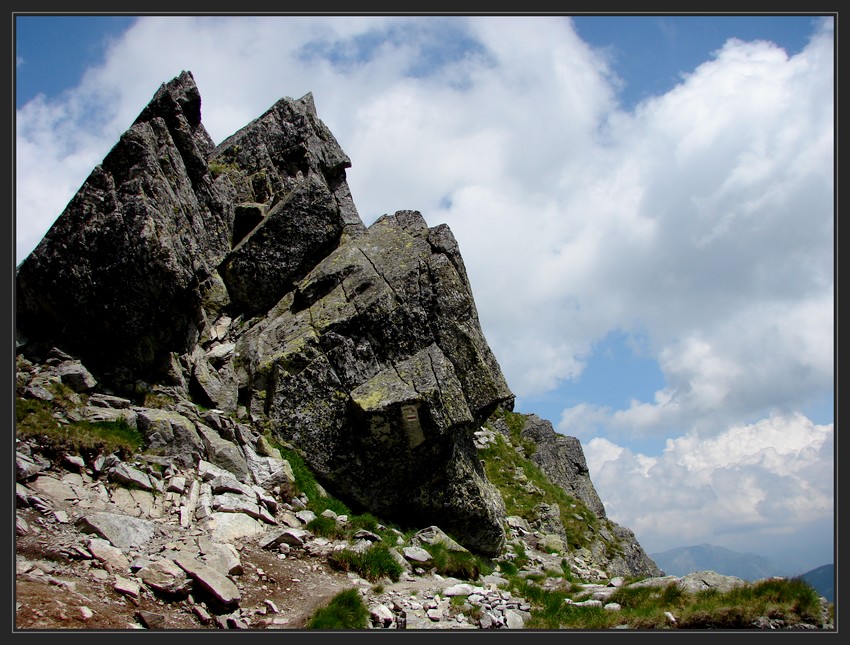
[
  {"x1": 16, "y1": 71, "x2": 234, "y2": 387},
  {"x1": 478, "y1": 411, "x2": 663, "y2": 580},
  {"x1": 520, "y1": 415, "x2": 606, "y2": 517},
  {"x1": 15, "y1": 71, "x2": 512, "y2": 556},
  {"x1": 235, "y1": 210, "x2": 512, "y2": 555},
  {"x1": 518, "y1": 414, "x2": 662, "y2": 578}
]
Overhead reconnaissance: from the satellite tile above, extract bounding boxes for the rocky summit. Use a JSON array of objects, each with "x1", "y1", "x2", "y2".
[
  {"x1": 17, "y1": 72, "x2": 829, "y2": 631},
  {"x1": 17, "y1": 70, "x2": 512, "y2": 557}
]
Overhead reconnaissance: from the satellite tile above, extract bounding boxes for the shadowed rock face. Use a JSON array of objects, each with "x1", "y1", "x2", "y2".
[
  {"x1": 16, "y1": 71, "x2": 513, "y2": 555},
  {"x1": 17, "y1": 72, "x2": 235, "y2": 385},
  {"x1": 235, "y1": 211, "x2": 513, "y2": 555}
]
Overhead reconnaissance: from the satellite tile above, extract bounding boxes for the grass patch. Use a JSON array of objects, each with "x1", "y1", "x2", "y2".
[
  {"x1": 421, "y1": 542, "x2": 492, "y2": 580},
  {"x1": 676, "y1": 577, "x2": 823, "y2": 629},
  {"x1": 267, "y1": 437, "x2": 404, "y2": 542},
  {"x1": 348, "y1": 512, "x2": 380, "y2": 533},
  {"x1": 208, "y1": 160, "x2": 239, "y2": 179},
  {"x1": 306, "y1": 588, "x2": 368, "y2": 629},
  {"x1": 328, "y1": 543, "x2": 403, "y2": 582},
  {"x1": 507, "y1": 575, "x2": 824, "y2": 630},
  {"x1": 270, "y1": 441, "x2": 323, "y2": 501},
  {"x1": 306, "y1": 515, "x2": 346, "y2": 539},
  {"x1": 489, "y1": 406, "x2": 537, "y2": 455},
  {"x1": 16, "y1": 396, "x2": 144, "y2": 458},
  {"x1": 479, "y1": 430, "x2": 597, "y2": 550}
]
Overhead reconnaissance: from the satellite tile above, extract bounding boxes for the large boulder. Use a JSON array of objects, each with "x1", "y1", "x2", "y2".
[{"x1": 235, "y1": 211, "x2": 514, "y2": 555}]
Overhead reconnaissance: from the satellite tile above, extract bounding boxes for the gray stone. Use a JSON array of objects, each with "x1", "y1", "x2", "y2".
[
  {"x1": 505, "y1": 609, "x2": 525, "y2": 629},
  {"x1": 402, "y1": 546, "x2": 433, "y2": 563},
  {"x1": 208, "y1": 512, "x2": 267, "y2": 543},
  {"x1": 16, "y1": 453, "x2": 48, "y2": 481},
  {"x1": 174, "y1": 554, "x2": 241, "y2": 607},
  {"x1": 70, "y1": 405, "x2": 139, "y2": 429},
  {"x1": 677, "y1": 571, "x2": 747, "y2": 594},
  {"x1": 198, "y1": 538, "x2": 243, "y2": 576},
  {"x1": 87, "y1": 538, "x2": 131, "y2": 572},
  {"x1": 28, "y1": 475, "x2": 80, "y2": 503},
  {"x1": 411, "y1": 526, "x2": 468, "y2": 553},
  {"x1": 443, "y1": 583, "x2": 482, "y2": 597},
  {"x1": 134, "y1": 408, "x2": 204, "y2": 466},
  {"x1": 196, "y1": 424, "x2": 250, "y2": 483},
  {"x1": 63, "y1": 455, "x2": 86, "y2": 472},
  {"x1": 76, "y1": 512, "x2": 158, "y2": 550},
  {"x1": 114, "y1": 576, "x2": 141, "y2": 598},
  {"x1": 212, "y1": 492, "x2": 276, "y2": 524},
  {"x1": 109, "y1": 462, "x2": 154, "y2": 491},
  {"x1": 135, "y1": 610, "x2": 167, "y2": 630},
  {"x1": 88, "y1": 393, "x2": 133, "y2": 409},
  {"x1": 16, "y1": 514, "x2": 29, "y2": 536},
  {"x1": 370, "y1": 604, "x2": 395, "y2": 628},
  {"x1": 242, "y1": 444, "x2": 295, "y2": 490},
  {"x1": 57, "y1": 360, "x2": 97, "y2": 392},
  {"x1": 137, "y1": 559, "x2": 193, "y2": 597},
  {"x1": 294, "y1": 510, "x2": 316, "y2": 524},
  {"x1": 209, "y1": 474, "x2": 256, "y2": 498}
]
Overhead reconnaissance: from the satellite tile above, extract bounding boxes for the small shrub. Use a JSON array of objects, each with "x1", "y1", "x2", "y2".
[
  {"x1": 271, "y1": 442, "x2": 321, "y2": 500},
  {"x1": 306, "y1": 588, "x2": 368, "y2": 629},
  {"x1": 328, "y1": 543, "x2": 403, "y2": 582},
  {"x1": 349, "y1": 512, "x2": 380, "y2": 533},
  {"x1": 208, "y1": 160, "x2": 236, "y2": 179},
  {"x1": 306, "y1": 515, "x2": 345, "y2": 539},
  {"x1": 421, "y1": 542, "x2": 491, "y2": 580}
]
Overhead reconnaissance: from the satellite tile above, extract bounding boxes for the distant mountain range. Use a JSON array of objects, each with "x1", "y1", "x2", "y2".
[
  {"x1": 651, "y1": 543, "x2": 780, "y2": 581},
  {"x1": 650, "y1": 544, "x2": 834, "y2": 601},
  {"x1": 799, "y1": 564, "x2": 835, "y2": 604}
]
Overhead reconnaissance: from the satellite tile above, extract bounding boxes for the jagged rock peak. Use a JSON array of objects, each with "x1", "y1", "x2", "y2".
[
  {"x1": 15, "y1": 71, "x2": 363, "y2": 389},
  {"x1": 16, "y1": 72, "x2": 513, "y2": 555}
]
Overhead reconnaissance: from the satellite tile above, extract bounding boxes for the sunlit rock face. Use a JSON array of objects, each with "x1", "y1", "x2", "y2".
[{"x1": 16, "y1": 71, "x2": 513, "y2": 556}]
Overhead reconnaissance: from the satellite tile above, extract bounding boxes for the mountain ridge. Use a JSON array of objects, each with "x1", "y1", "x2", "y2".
[
  {"x1": 651, "y1": 543, "x2": 833, "y2": 583},
  {"x1": 15, "y1": 70, "x2": 652, "y2": 572}
]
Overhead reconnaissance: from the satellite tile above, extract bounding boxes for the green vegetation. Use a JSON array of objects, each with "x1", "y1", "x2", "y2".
[
  {"x1": 479, "y1": 428, "x2": 597, "y2": 550},
  {"x1": 268, "y1": 436, "x2": 404, "y2": 543},
  {"x1": 305, "y1": 515, "x2": 346, "y2": 539},
  {"x1": 489, "y1": 406, "x2": 537, "y2": 455},
  {"x1": 502, "y1": 575, "x2": 825, "y2": 630},
  {"x1": 16, "y1": 394, "x2": 144, "y2": 458},
  {"x1": 305, "y1": 588, "x2": 369, "y2": 629},
  {"x1": 327, "y1": 543, "x2": 404, "y2": 582},
  {"x1": 420, "y1": 542, "x2": 493, "y2": 580},
  {"x1": 673, "y1": 577, "x2": 823, "y2": 629},
  {"x1": 208, "y1": 160, "x2": 239, "y2": 179},
  {"x1": 143, "y1": 391, "x2": 177, "y2": 408}
]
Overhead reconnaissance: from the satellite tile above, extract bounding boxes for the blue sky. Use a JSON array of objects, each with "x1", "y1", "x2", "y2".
[{"x1": 14, "y1": 14, "x2": 835, "y2": 573}]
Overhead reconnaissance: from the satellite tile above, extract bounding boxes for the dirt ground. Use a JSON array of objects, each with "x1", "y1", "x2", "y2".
[{"x1": 14, "y1": 506, "x2": 359, "y2": 632}]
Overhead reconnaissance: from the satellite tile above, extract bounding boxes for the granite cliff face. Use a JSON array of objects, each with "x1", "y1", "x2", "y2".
[{"x1": 16, "y1": 71, "x2": 650, "y2": 568}]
